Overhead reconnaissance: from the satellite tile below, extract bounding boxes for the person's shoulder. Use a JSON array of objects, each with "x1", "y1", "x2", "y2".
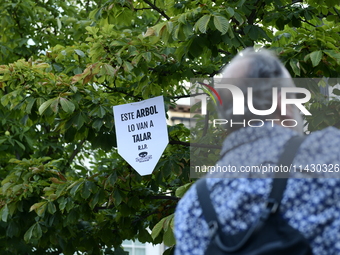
[
  {"x1": 306, "y1": 126, "x2": 340, "y2": 144},
  {"x1": 175, "y1": 181, "x2": 198, "y2": 216},
  {"x1": 175, "y1": 178, "x2": 225, "y2": 214},
  {"x1": 296, "y1": 126, "x2": 340, "y2": 165},
  {"x1": 309, "y1": 126, "x2": 340, "y2": 135}
]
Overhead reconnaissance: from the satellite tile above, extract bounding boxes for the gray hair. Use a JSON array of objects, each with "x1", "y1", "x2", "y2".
[{"x1": 216, "y1": 48, "x2": 294, "y2": 131}]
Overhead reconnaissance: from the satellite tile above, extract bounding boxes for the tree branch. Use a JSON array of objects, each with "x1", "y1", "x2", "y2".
[
  {"x1": 68, "y1": 139, "x2": 86, "y2": 164},
  {"x1": 172, "y1": 93, "x2": 205, "y2": 99},
  {"x1": 169, "y1": 140, "x2": 221, "y2": 149},
  {"x1": 299, "y1": 18, "x2": 317, "y2": 27},
  {"x1": 94, "y1": 196, "x2": 178, "y2": 212},
  {"x1": 135, "y1": 8, "x2": 153, "y2": 10},
  {"x1": 333, "y1": 7, "x2": 340, "y2": 18},
  {"x1": 131, "y1": 205, "x2": 177, "y2": 224},
  {"x1": 102, "y1": 84, "x2": 144, "y2": 100},
  {"x1": 85, "y1": 0, "x2": 91, "y2": 13},
  {"x1": 143, "y1": 0, "x2": 170, "y2": 20},
  {"x1": 149, "y1": 195, "x2": 179, "y2": 201},
  {"x1": 103, "y1": 83, "x2": 207, "y2": 101},
  {"x1": 218, "y1": 49, "x2": 232, "y2": 55},
  {"x1": 247, "y1": 0, "x2": 264, "y2": 25}
]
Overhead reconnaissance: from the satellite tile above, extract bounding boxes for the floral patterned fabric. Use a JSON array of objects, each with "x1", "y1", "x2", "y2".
[{"x1": 174, "y1": 124, "x2": 340, "y2": 255}]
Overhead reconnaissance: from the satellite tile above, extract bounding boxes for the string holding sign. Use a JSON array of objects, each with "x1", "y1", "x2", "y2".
[{"x1": 113, "y1": 96, "x2": 169, "y2": 176}]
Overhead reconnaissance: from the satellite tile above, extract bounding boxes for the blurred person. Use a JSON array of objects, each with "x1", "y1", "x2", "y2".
[{"x1": 174, "y1": 48, "x2": 340, "y2": 255}]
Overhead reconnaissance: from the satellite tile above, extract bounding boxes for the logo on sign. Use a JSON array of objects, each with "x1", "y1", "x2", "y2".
[
  {"x1": 139, "y1": 151, "x2": 148, "y2": 157},
  {"x1": 136, "y1": 151, "x2": 152, "y2": 163}
]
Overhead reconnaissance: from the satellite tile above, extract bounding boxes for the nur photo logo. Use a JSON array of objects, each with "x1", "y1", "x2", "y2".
[{"x1": 191, "y1": 78, "x2": 312, "y2": 129}]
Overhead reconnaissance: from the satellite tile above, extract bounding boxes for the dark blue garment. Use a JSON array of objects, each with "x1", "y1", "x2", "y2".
[{"x1": 175, "y1": 124, "x2": 340, "y2": 255}]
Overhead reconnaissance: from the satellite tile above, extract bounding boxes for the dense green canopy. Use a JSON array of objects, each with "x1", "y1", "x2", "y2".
[{"x1": 0, "y1": 0, "x2": 339, "y2": 254}]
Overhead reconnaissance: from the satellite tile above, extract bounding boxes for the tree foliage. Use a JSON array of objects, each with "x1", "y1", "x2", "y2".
[{"x1": 0, "y1": 0, "x2": 340, "y2": 254}]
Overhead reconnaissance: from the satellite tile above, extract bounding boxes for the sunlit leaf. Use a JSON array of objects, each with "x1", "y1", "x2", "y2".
[
  {"x1": 310, "y1": 50, "x2": 322, "y2": 67},
  {"x1": 60, "y1": 98, "x2": 75, "y2": 113},
  {"x1": 194, "y1": 15, "x2": 211, "y2": 33},
  {"x1": 38, "y1": 98, "x2": 58, "y2": 115},
  {"x1": 213, "y1": 15, "x2": 229, "y2": 35}
]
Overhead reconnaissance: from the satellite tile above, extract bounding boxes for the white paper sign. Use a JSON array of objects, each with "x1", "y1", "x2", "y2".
[{"x1": 113, "y1": 96, "x2": 168, "y2": 175}]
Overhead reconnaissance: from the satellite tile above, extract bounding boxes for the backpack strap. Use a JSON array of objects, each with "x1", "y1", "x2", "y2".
[
  {"x1": 196, "y1": 135, "x2": 306, "y2": 238},
  {"x1": 267, "y1": 135, "x2": 306, "y2": 213}
]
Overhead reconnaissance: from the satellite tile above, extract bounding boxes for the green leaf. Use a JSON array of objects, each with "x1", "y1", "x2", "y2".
[
  {"x1": 48, "y1": 202, "x2": 57, "y2": 214},
  {"x1": 15, "y1": 140, "x2": 25, "y2": 150},
  {"x1": 123, "y1": 61, "x2": 134, "y2": 73},
  {"x1": 75, "y1": 49, "x2": 85, "y2": 57},
  {"x1": 194, "y1": 15, "x2": 211, "y2": 33},
  {"x1": 163, "y1": 246, "x2": 175, "y2": 255},
  {"x1": 163, "y1": 214, "x2": 174, "y2": 232},
  {"x1": 57, "y1": 18, "x2": 62, "y2": 30},
  {"x1": 182, "y1": 23, "x2": 194, "y2": 38},
  {"x1": 234, "y1": 12, "x2": 244, "y2": 25},
  {"x1": 304, "y1": 10, "x2": 312, "y2": 20},
  {"x1": 103, "y1": 63, "x2": 116, "y2": 77},
  {"x1": 38, "y1": 98, "x2": 58, "y2": 115},
  {"x1": 0, "y1": 138, "x2": 7, "y2": 145},
  {"x1": 324, "y1": 50, "x2": 340, "y2": 63},
  {"x1": 25, "y1": 97, "x2": 36, "y2": 114},
  {"x1": 151, "y1": 217, "x2": 166, "y2": 240},
  {"x1": 142, "y1": 52, "x2": 152, "y2": 63},
  {"x1": 82, "y1": 181, "x2": 96, "y2": 199},
  {"x1": 289, "y1": 58, "x2": 300, "y2": 76},
  {"x1": 98, "y1": 105, "x2": 106, "y2": 118},
  {"x1": 24, "y1": 223, "x2": 42, "y2": 243},
  {"x1": 213, "y1": 15, "x2": 229, "y2": 35},
  {"x1": 92, "y1": 119, "x2": 103, "y2": 131},
  {"x1": 138, "y1": 227, "x2": 153, "y2": 243},
  {"x1": 244, "y1": 25, "x2": 259, "y2": 41},
  {"x1": 24, "y1": 224, "x2": 34, "y2": 243},
  {"x1": 73, "y1": 112, "x2": 85, "y2": 130},
  {"x1": 58, "y1": 197, "x2": 67, "y2": 211},
  {"x1": 30, "y1": 202, "x2": 44, "y2": 213},
  {"x1": 34, "y1": 223, "x2": 42, "y2": 240},
  {"x1": 65, "y1": 197, "x2": 74, "y2": 212},
  {"x1": 226, "y1": 7, "x2": 235, "y2": 17},
  {"x1": 115, "y1": 9, "x2": 133, "y2": 26},
  {"x1": 151, "y1": 214, "x2": 174, "y2": 240},
  {"x1": 310, "y1": 51, "x2": 322, "y2": 67},
  {"x1": 114, "y1": 189, "x2": 122, "y2": 206},
  {"x1": 1, "y1": 205, "x2": 9, "y2": 222},
  {"x1": 237, "y1": 0, "x2": 246, "y2": 7},
  {"x1": 6, "y1": 221, "x2": 19, "y2": 238},
  {"x1": 1, "y1": 94, "x2": 10, "y2": 107},
  {"x1": 304, "y1": 53, "x2": 310, "y2": 62},
  {"x1": 89, "y1": 190, "x2": 101, "y2": 209},
  {"x1": 332, "y1": 88, "x2": 340, "y2": 96},
  {"x1": 189, "y1": 36, "x2": 206, "y2": 58},
  {"x1": 50, "y1": 97, "x2": 59, "y2": 113},
  {"x1": 67, "y1": 209, "x2": 79, "y2": 224},
  {"x1": 69, "y1": 180, "x2": 84, "y2": 197},
  {"x1": 163, "y1": 227, "x2": 176, "y2": 247},
  {"x1": 37, "y1": 202, "x2": 47, "y2": 217},
  {"x1": 110, "y1": 40, "x2": 128, "y2": 47},
  {"x1": 175, "y1": 183, "x2": 192, "y2": 198},
  {"x1": 166, "y1": 22, "x2": 174, "y2": 33},
  {"x1": 60, "y1": 98, "x2": 75, "y2": 113},
  {"x1": 106, "y1": 172, "x2": 117, "y2": 187},
  {"x1": 73, "y1": 67, "x2": 82, "y2": 75},
  {"x1": 312, "y1": 113, "x2": 324, "y2": 128},
  {"x1": 113, "y1": 246, "x2": 129, "y2": 255}
]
